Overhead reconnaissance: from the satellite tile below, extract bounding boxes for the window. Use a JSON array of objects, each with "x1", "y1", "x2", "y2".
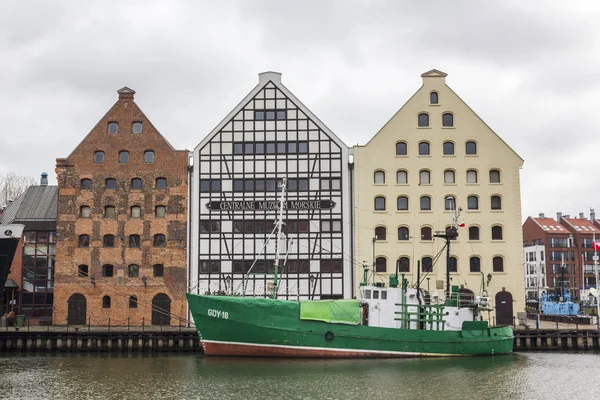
[
  {"x1": 200, "y1": 221, "x2": 221, "y2": 233},
  {"x1": 374, "y1": 171, "x2": 385, "y2": 184},
  {"x1": 200, "y1": 179, "x2": 221, "y2": 192},
  {"x1": 119, "y1": 151, "x2": 129, "y2": 163},
  {"x1": 443, "y1": 141, "x2": 454, "y2": 155},
  {"x1": 470, "y1": 256, "x2": 481, "y2": 272},
  {"x1": 469, "y1": 226, "x2": 480, "y2": 241},
  {"x1": 466, "y1": 170, "x2": 478, "y2": 184},
  {"x1": 94, "y1": 151, "x2": 104, "y2": 163},
  {"x1": 276, "y1": 110, "x2": 287, "y2": 120},
  {"x1": 153, "y1": 264, "x2": 164, "y2": 277},
  {"x1": 375, "y1": 227, "x2": 386, "y2": 241},
  {"x1": 418, "y1": 113, "x2": 429, "y2": 127},
  {"x1": 493, "y1": 256, "x2": 504, "y2": 272},
  {"x1": 155, "y1": 206, "x2": 166, "y2": 218},
  {"x1": 444, "y1": 170, "x2": 455, "y2": 184},
  {"x1": 102, "y1": 264, "x2": 114, "y2": 277},
  {"x1": 78, "y1": 234, "x2": 90, "y2": 248},
  {"x1": 298, "y1": 142, "x2": 308, "y2": 153},
  {"x1": 154, "y1": 234, "x2": 166, "y2": 247},
  {"x1": 449, "y1": 257, "x2": 458, "y2": 273},
  {"x1": 108, "y1": 122, "x2": 118, "y2": 134},
  {"x1": 492, "y1": 226, "x2": 503, "y2": 240},
  {"x1": 132, "y1": 122, "x2": 143, "y2": 134},
  {"x1": 80, "y1": 206, "x2": 91, "y2": 218},
  {"x1": 130, "y1": 206, "x2": 141, "y2": 218},
  {"x1": 375, "y1": 257, "x2": 387, "y2": 273},
  {"x1": 421, "y1": 227, "x2": 432, "y2": 240},
  {"x1": 102, "y1": 296, "x2": 111, "y2": 308},
  {"x1": 156, "y1": 178, "x2": 167, "y2": 189},
  {"x1": 144, "y1": 150, "x2": 155, "y2": 163},
  {"x1": 398, "y1": 227, "x2": 409, "y2": 241},
  {"x1": 131, "y1": 178, "x2": 142, "y2": 190},
  {"x1": 396, "y1": 170, "x2": 408, "y2": 184},
  {"x1": 430, "y1": 92, "x2": 439, "y2": 104},
  {"x1": 128, "y1": 264, "x2": 139, "y2": 278},
  {"x1": 397, "y1": 196, "x2": 408, "y2": 211},
  {"x1": 442, "y1": 113, "x2": 454, "y2": 127},
  {"x1": 105, "y1": 178, "x2": 116, "y2": 189},
  {"x1": 467, "y1": 196, "x2": 479, "y2": 210},
  {"x1": 81, "y1": 179, "x2": 92, "y2": 189},
  {"x1": 490, "y1": 169, "x2": 501, "y2": 183},
  {"x1": 104, "y1": 206, "x2": 115, "y2": 218},
  {"x1": 277, "y1": 143, "x2": 286, "y2": 153},
  {"x1": 103, "y1": 234, "x2": 115, "y2": 248},
  {"x1": 420, "y1": 196, "x2": 431, "y2": 211},
  {"x1": 77, "y1": 265, "x2": 89, "y2": 277},
  {"x1": 466, "y1": 141, "x2": 477, "y2": 155},
  {"x1": 396, "y1": 142, "x2": 407, "y2": 155},
  {"x1": 320, "y1": 259, "x2": 343, "y2": 273},
  {"x1": 418, "y1": 141, "x2": 430, "y2": 155},
  {"x1": 129, "y1": 234, "x2": 141, "y2": 248},
  {"x1": 129, "y1": 296, "x2": 138, "y2": 308},
  {"x1": 254, "y1": 110, "x2": 265, "y2": 120},
  {"x1": 422, "y1": 257, "x2": 433, "y2": 272},
  {"x1": 398, "y1": 257, "x2": 410, "y2": 272},
  {"x1": 233, "y1": 143, "x2": 243, "y2": 154},
  {"x1": 374, "y1": 196, "x2": 386, "y2": 211},
  {"x1": 419, "y1": 170, "x2": 430, "y2": 185},
  {"x1": 445, "y1": 196, "x2": 456, "y2": 211},
  {"x1": 491, "y1": 196, "x2": 502, "y2": 210}
]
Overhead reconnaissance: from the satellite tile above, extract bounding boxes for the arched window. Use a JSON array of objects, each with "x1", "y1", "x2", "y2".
[
  {"x1": 130, "y1": 206, "x2": 141, "y2": 218},
  {"x1": 396, "y1": 142, "x2": 407, "y2": 155},
  {"x1": 490, "y1": 169, "x2": 501, "y2": 183},
  {"x1": 103, "y1": 234, "x2": 115, "y2": 248},
  {"x1": 156, "y1": 178, "x2": 167, "y2": 189},
  {"x1": 94, "y1": 151, "x2": 104, "y2": 163},
  {"x1": 129, "y1": 234, "x2": 141, "y2": 248},
  {"x1": 466, "y1": 169, "x2": 478, "y2": 184},
  {"x1": 375, "y1": 257, "x2": 387, "y2": 272},
  {"x1": 419, "y1": 170, "x2": 430, "y2": 185},
  {"x1": 445, "y1": 196, "x2": 456, "y2": 211},
  {"x1": 398, "y1": 227, "x2": 409, "y2": 241},
  {"x1": 421, "y1": 256, "x2": 433, "y2": 272},
  {"x1": 153, "y1": 234, "x2": 166, "y2": 247},
  {"x1": 153, "y1": 264, "x2": 164, "y2": 277},
  {"x1": 374, "y1": 196, "x2": 386, "y2": 211},
  {"x1": 132, "y1": 122, "x2": 143, "y2": 134},
  {"x1": 421, "y1": 226, "x2": 432, "y2": 240},
  {"x1": 466, "y1": 141, "x2": 477, "y2": 155},
  {"x1": 396, "y1": 170, "x2": 408, "y2": 184},
  {"x1": 375, "y1": 226, "x2": 387, "y2": 241},
  {"x1": 442, "y1": 113, "x2": 454, "y2": 127},
  {"x1": 449, "y1": 256, "x2": 458, "y2": 272},
  {"x1": 491, "y1": 195, "x2": 502, "y2": 210},
  {"x1": 418, "y1": 113, "x2": 429, "y2": 127},
  {"x1": 102, "y1": 264, "x2": 114, "y2": 277},
  {"x1": 418, "y1": 141, "x2": 430, "y2": 155},
  {"x1": 467, "y1": 195, "x2": 479, "y2": 210},
  {"x1": 104, "y1": 206, "x2": 115, "y2": 218},
  {"x1": 77, "y1": 265, "x2": 89, "y2": 277},
  {"x1": 119, "y1": 150, "x2": 129, "y2": 163},
  {"x1": 493, "y1": 256, "x2": 504, "y2": 272},
  {"x1": 78, "y1": 234, "x2": 90, "y2": 248},
  {"x1": 492, "y1": 226, "x2": 503, "y2": 240},
  {"x1": 108, "y1": 122, "x2": 118, "y2": 134},
  {"x1": 102, "y1": 295, "x2": 111, "y2": 308},
  {"x1": 430, "y1": 92, "x2": 439, "y2": 104},
  {"x1": 131, "y1": 178, "x2": 142, "y2": 190},
  {"x1": 470, "y1": 256, "x2": 481, "y2": 272},
  {"x1": 398, "y1": 257, "x2": 410, "y2": 272},
  {"x1": 80, "y1": 206, "x2": 91, "y2": 218},
  {"x1": 81, "y1": 179, "x2": 92, "y2": 189},
  {"x1": 469, "y1": 226, "x2": 480, "y2": 241},
  {"x1": 155, "y1": 205, "x2": 166, "y2": 218},
  {"x1": 374, "y1": 171, "x2": 385, "y2": 184},
  {"x1": 144, "y1": 150, "x2": 155, "y2": 163},
  {"x1": 129, "y1": 295, "x2": 138, "y2": 308},
  {"x1": 420, "y1": 196, "x2": 431, "y2": 211},
  {"x1": 397, "y1": 196, "x2": 408, "y2": 210},
  {"x1": 443, "y1": 141, "x2": 454, "y2": 155},
  {"x1": 444, "y1": 170, "x2": 455, "y2": 184},
  {"x1": 128, "y1": 264, "x2": 139, "y2": 278},
  {"x1": 105, "y1": 178, "x2": 116, "y2": 189}
]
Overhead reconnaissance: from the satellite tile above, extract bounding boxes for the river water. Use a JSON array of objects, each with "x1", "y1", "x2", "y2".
[{"x1": 0, "y1": 352, "x2": 598, "y2": 399}]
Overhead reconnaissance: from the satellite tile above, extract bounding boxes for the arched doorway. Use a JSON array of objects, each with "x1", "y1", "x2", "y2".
[
  {"x1": 152, "y1": 293, "x2": 171, "y2": 326},
  {"x1": 495, "y1": 290, "x2": 514, "y2": 326},
  {"x1": 458, "y1": 288, "x2": 474, "y2": 307},
  {"x1": 67, "y1": 293, "x2": 86, "y2": 325}
]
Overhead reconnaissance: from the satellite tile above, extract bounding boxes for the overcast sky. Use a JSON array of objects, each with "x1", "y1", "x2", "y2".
[{"x1": 1, "y1": 0, "x2": 598, "y2": 221}]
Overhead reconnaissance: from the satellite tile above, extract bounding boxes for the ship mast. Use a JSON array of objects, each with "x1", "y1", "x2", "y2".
[
  {"x1": 433, "y1": 198, "x2": 460, "y2": 300},
  {"x1": 272, "y1": 178, "x2": 287, "y2": 299}
]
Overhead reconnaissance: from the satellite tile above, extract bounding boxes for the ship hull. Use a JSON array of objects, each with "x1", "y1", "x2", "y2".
[{"x1": 187, "y1": 294, "x2": 513, "y2": 358}]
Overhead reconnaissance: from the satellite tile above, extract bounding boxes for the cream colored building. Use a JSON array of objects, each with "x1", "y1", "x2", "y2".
[{"x1": 353, "y1": 69, "x2": 524, "y2": 324}]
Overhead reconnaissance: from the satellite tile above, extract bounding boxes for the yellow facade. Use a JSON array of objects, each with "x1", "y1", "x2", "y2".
[{"x1": 353, "y1": 69, "x2": 524, "y2": 322}]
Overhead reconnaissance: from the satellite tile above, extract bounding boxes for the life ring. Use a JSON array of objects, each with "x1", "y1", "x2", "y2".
[{"x1": 325, "y1": 331, "x2": 334, "y2": 341}]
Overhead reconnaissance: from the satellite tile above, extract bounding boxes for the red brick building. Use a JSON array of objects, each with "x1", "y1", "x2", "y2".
[{"x1": 54, "y1": 87, "x2": 188, "y2": 326}]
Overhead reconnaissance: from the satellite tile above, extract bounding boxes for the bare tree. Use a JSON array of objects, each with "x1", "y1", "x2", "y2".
[{"x1": 0, "y1": 173, "x2": 37, "y2": 208}]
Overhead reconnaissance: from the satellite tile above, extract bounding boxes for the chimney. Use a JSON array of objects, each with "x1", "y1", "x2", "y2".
[
  {"x1": 591, "y1": 208, "x2": 596, "y2": 222},
  {"x1": 539, "y1": 213, "x2": 545, "y2": 219},
  {"x1": 117, "y1": 86, "x2": 135, "y2": 100},
  {"x1": 40, "y1": 172, "x2": 48, "y2": 186},
  {"x1": 557, "y1": 212, "x2": 562, "y2": 223},
  {"x1": 580, "y1": 212, "x2": 585, "y2": 219}
]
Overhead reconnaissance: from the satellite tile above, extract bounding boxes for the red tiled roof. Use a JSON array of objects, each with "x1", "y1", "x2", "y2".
[
  {"x1": 562, "y1": 217, "x2": 599, "y2": 233},
  {"x1": 532, "y1": 217, "x2": 568, "y2": 233}
]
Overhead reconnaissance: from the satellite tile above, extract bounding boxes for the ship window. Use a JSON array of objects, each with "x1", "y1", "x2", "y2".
[
  {"x1": 364, "y1": 290, "x2": 371, "y2": 299},
  {"x1": 373, "y1": 290, "x2": 379, "y2": 299},
  {"x1": 381, "y1": 291, "x2": 387, "y2": 300}
]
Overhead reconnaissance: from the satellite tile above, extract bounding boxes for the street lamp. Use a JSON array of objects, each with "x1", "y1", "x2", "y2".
[
  {"x1": 141, "y1": 275, "x2": 147, "y2": 288},
  {"x1": 90, "y1": 276, "x2": 96, "y2": 288},
  {"x1": 487, "y1": 273, "x2": 492, "y2": 285}
]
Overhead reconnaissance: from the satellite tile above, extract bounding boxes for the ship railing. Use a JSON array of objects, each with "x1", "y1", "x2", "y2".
[{"x1": 394, "y1": 303, "x2": 445, "y2": 331}]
